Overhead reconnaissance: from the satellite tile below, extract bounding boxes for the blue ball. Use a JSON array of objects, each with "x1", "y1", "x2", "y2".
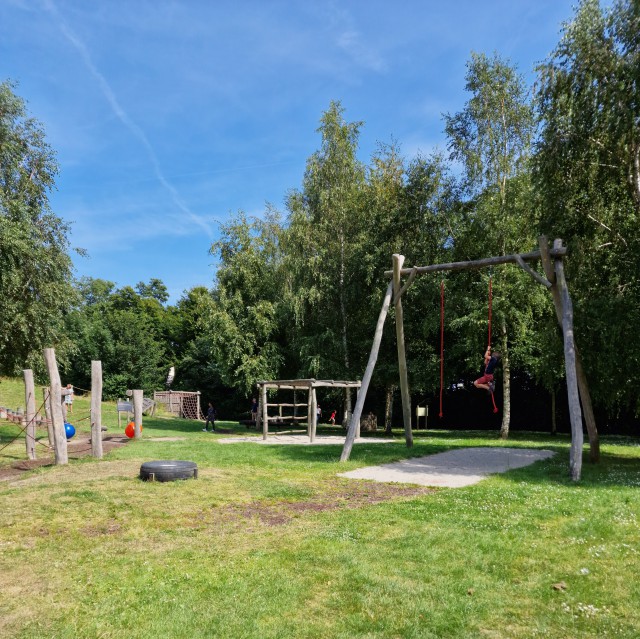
[{"x1": 64, "y1": 422, "x2": 76, "y2": 440}]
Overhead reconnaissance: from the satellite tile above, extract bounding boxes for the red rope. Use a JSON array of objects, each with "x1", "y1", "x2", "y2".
[
  {"x1": 439, "y1": 280, "x2": 444, "y2": 418},
  {"x1": 488, "y1": 275, "x2": 498, "y2": 413},
  {"x1": 488, "y1": 275, "x2": 493, "y2": 349}
]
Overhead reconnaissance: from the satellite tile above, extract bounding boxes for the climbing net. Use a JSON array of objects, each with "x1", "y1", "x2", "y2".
[{"x1": 153, "y1": 391, "x2": 204, "y2": 420}]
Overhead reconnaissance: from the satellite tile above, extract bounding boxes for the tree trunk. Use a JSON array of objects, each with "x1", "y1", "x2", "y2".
[
  {"x1": 344, "y1": 388, "x2": 352, "y2": 429},
  {"x1": 384, "y1": 384, "x2": 395, "y2": 435},
  {"x1": 499, "y1": 319, "x2": 511, "y2": 439},
  {"x1": 551, "y1": 389, "x2": 557, "y2": 435}
]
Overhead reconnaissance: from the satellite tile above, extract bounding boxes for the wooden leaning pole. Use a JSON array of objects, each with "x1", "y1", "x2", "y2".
[
  {"x1": 43, "y1": 348, "x2": 68, "y2": 465},
  {"x1": 340, "y1": 237, "x2": 598, "y2": 481},
  {"x1": 23, "y1": 369, "x2": 36, "y2": 461}
]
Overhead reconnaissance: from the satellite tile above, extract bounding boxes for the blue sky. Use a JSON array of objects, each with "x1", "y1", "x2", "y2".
[{"x1": 2, "y1": 0, "x2": 583, "y2": 303}]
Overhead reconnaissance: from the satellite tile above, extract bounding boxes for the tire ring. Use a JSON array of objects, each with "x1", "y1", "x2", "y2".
[{"x1": 139, "y1": 460, "x2": 198, "y2": 482}]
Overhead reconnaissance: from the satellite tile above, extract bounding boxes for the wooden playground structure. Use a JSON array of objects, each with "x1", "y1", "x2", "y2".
[
  {"x1": 256, "y1": 378, "x2": 361, "y2": 443},
  {"x1": 340, "y1": 236, "x2": 599, "y2": 481}
]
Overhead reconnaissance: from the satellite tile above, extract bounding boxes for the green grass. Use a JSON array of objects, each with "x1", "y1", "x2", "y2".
[{"x1": 1, "y1": 376, "x2": 640, "y2": 638}]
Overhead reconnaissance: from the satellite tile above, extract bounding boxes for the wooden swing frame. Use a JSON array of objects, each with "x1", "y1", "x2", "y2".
[{"x1": 340, "y1": 236, "x2": 599, "y2": 482}]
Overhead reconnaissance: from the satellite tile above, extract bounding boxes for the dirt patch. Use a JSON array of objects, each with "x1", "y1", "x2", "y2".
[
  {"x1": 214, "y1": 481, "x2": 433, "y2": 527},
  {"x1": 0, "y1": 435, "x2": 129, "y2": 482},
  {"x1": 6, "y1": 460, "x2": 143, "y2": 488}
]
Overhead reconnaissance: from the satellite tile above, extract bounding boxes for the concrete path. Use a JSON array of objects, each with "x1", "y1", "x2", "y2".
[
  {"x1": 338, "y1": 447, "x2": 555, "y2": 488},
  {"x1": 218, "y1": 435, "x2": 394, "y2": 446}
]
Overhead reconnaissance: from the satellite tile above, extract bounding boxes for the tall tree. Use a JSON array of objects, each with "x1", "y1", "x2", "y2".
[
  {"x1": 286, "y1": 102, "x2": 367, "y2": 419},
  {"x1": 535, "y1": 0, "x2": 640, "y2": 413},
  {"x1": 0, "y1": 81, "x2": 76, "y2": 374},
  {"x1": 63, "y1": 278, "x2": 168, "y2": 397},
  {"x1": 204, "y1": 210, "x2": 286, "y2": 395},
  {"x1": 444, "y1": 52, "x2": 538, "y2": 438}
]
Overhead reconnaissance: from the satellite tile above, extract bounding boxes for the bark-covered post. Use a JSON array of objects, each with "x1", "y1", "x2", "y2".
[
  {"x1": 91, "y1": 360, "x2": 103, "y2": 458},
  {"x1": 310, "y1": 386, "x2": 318, "y2": 443},
  {"x1": 132, "y1": 390, "x2": 143, "y2": 439},
  {"x1": 42, "y1": 387, "x2": 54, "y2": 447},
  {"x1": 43, "y1": 348, "x2": 68, "y2": 465},
  {"x1": 341, "y1": 281, "x2": 393, "y2": 462},
  {"x1": 355, "y1": 388, "x2": 361, "y2": 439},
  {"x1": 393, "y1": 254, "x2": 413, "y2": 448},
  {"x1": 553, "y1": 239, "x2": 583, "y2": 481},
  {"x1": 256, "y1": 384, "x2": 262, "y2": 431},
  {"x1": 261, "y1": 383, "x2": 268, "y2": 440},
  {"x1": 539, "y1": 236, "x2": 599, "y2": 463},
  {"x1": 23, "y1": 369, "x2": 36, "y2": 460},
  {"x1": 306, "y1": 386, "x2": 313, "y2": 439}
]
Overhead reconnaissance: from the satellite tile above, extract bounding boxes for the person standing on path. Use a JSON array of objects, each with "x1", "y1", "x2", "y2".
[{"x1": 203, "y1": 402, "x2": 216, "y2": 432}]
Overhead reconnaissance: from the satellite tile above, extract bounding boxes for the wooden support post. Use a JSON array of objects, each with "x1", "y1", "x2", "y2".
[
  {"x1": 43, "y1": 348, "x2": 68, "y2": 465},
  {"x1": 306, "y1": 387, "x2": 313, "y2": 439},
  {"x1": 42, "y1": 387, "x2": 54, "y2": 447},
  {"x1": 553, "y1": 240, "x2": 583, "y2": 481},
  {"x1": 261, "y1": 384, "x2": 268, "y2": 440},
  {"x1": 132, "y1": 390, "x2": 143, "y2": 439},
  {"x1": 255, "y1": 385, "x2": 262, "y2": 431},
  {"x1": 514, "y1": 255, "x2": 552, "y2": 288},
  {"x1": 23, "y1": 369, "x2": 36, "y2": 460},
  {"x1": 539, "y1": 236, "x2": 599, "y2": 463},
  {"x1": 393, "y1": 254, "x2": 413, "y2": 448},
  {"x1": 341, "y1": 281, "x2": 393, "y2": 462},
  {"x1": 310, "y1": 387, "x2": 318, "y2": 443},
  {"x1": 91, "y1": 360, "x2": 103, "y2": 459}
]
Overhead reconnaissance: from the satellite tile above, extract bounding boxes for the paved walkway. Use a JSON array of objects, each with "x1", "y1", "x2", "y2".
[
  {"x1": 338, "y1": 447, "x2": 555, "y2": 488},
  {"x1": 218, "y1": 434, "x2": 394, "y2": 445}
]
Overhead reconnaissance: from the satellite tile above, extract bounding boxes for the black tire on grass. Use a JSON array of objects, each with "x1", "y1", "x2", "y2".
[{"x1": 139, "y1": 460, "x2": 198, "y2": 482}]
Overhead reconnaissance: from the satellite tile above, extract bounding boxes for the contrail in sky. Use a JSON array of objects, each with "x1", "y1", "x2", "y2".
[{"x1": 42, "y1": 0, "x2": 214, "y2": 238}]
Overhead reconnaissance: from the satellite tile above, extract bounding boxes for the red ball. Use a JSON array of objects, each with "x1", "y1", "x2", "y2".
[{"x1": 125, "y1": 422, "x2": 135, "y2": 438}]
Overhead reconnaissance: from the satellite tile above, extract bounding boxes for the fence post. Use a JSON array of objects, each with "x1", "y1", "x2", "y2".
[
  {"x1": 132, "y1": 390, "x2": 143, "y2": 439},
  {"x1": 91, "y1": 361, "x2": 103, "y2": 458}
]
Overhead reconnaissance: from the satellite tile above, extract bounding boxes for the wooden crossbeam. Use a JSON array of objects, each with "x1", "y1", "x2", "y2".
[{"x1": 383, "y1": 247, "x2": 568, "y2": 278}]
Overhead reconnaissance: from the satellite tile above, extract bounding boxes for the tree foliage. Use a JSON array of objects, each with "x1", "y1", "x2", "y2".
[
  {"x1": 535, "y1": 0, "x2": 640, "y2": 412},
  {"x1": 0, "y1": 81, "x2": 76, "y2": 375},
  {"x1": 204, "y1": 211, "x2": 286, "y2": 395},
  {"x1": 8, "y1": 2, "x2": 640, "y2": 430}
]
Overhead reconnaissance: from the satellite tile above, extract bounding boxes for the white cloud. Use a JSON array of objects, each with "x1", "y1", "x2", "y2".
[
  {"x1": 336, "y1": 29, "x2": 387, "y2": 73},
  {"x1": 42, "y1": 0, "x2": 214, "y2": 239}
]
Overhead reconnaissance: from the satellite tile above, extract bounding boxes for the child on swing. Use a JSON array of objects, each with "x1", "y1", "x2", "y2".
[{"x1": 474, "y1": 346, "x2": 501, "y2": 394}]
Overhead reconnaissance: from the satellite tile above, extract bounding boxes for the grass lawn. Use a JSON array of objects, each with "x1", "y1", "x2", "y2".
[{"x1": 1, "y1": 376, "x2": 639, "y2": 638}]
